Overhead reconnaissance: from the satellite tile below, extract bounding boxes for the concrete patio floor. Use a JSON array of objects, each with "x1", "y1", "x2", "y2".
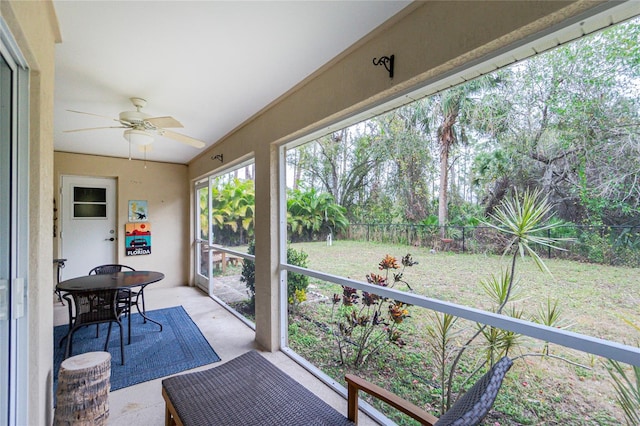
[{"x1": 53, "y1": 285, "x2": 378, "y2": 425}]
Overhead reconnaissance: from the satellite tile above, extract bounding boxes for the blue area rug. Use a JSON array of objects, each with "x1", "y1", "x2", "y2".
[{"x1": 53, "y1": 305, "x2": 221, "y2": 392}]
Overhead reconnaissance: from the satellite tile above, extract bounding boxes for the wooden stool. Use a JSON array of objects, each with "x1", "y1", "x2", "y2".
[{"x1": 54, "y1": 351, "x2": 111, "y2": 426}]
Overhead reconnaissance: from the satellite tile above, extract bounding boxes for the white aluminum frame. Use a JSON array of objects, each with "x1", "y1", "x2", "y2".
[
  {"x1": 193, "y1": 158, "x2": 257, "y2": 313},
  {"x1": 275, "y1": 3, "x2": 640, "y2": 422},
  {"x1": 194, "y1": 179, "x2": 211, "y2": 293},
  {"x1": 0, "y1": 16, "x2": 29, "y2": 426}
]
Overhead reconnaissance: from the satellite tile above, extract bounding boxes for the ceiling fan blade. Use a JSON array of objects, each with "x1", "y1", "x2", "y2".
[
  {"x1": 138, "y1": 144, "x2": 153, "y2": 153},
  {"x1": 160, "y1": 129, "x2": 206, "y2": 148},
  {"x1": 64, "y1": 126, "x2": 127, "y2": 133},
  {"x1": 67, "y1": 109, "x2": 118, "y2": 121},
  {"x1": 145, "y1": 116, "x2": 183, "y2": 128}
]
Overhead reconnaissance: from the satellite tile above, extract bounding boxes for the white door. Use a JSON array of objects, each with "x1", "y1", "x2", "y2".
[{"x1": 60, "y1": 176, "x2": 117, "y2": 279}]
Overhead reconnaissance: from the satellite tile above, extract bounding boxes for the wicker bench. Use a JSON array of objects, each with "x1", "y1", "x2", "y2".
[
  {"x1": 162, "y1": 350, "x2": 354, "y2": 426},
  {"x1": 162, "y1": 350, "x2": 512, "y2": 426}
]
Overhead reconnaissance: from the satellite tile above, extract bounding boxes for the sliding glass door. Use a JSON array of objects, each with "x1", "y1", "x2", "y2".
[
  {"x1": 0, "y1": 49, "x2": 11, "y2": 426},
  {"x1": 193, "y1": 162, "x2": 255, "y2": 313},
  {"x1": 0, "y1": 22, "x2": 29, "y2": 426},
  {"x1": 194, "y1": 180, "x2": 212, "y2": 293}
]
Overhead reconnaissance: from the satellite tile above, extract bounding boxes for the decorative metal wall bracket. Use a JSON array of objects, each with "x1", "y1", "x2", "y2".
[
  {"x1": 373, "y1": 54, "x2": 394, "y2": 78},
  {"x1": 212, "y1": 154, "x2": 223, "y2": 163}
]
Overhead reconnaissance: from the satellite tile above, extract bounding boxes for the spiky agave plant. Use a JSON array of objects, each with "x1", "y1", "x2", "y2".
[
  {"x1": 424, "y1": 312, "x2": 460, "y2": 415},
  {"x1": 444, "y1": 188, "x2": 571, "y2": 409},
  {"x1": 608, "y1": 361, "x2": 640, "y2": 425},
  {"x1": 487, "y1": 188, "x2": 570, "y2": 279},
  {"x1": 535, "y1": 297, "x2": 573, "y2": 356},
  {"x1": 607, "y1": 320, "x2": 640, "y2": 425}
]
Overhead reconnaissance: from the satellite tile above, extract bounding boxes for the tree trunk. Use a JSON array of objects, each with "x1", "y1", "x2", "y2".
[
  {"x1": 54, "y1": 351, "x2": 111, "y2": 426},
  {"x1": 439, "y1": 149, "x2": 449, "y2": 239},
  {"x1": 437, "y1": 97, "x2": 460, "y2": 239},
  {"x1": 292, "y1": 151, "x2": 301, "y2": 190}
]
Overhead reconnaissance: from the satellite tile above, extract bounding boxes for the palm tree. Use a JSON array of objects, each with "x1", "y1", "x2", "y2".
[
  {"x1": 434, "y1": 75, "x2": 503, "y2": 237},
  {"x1": 436, "y1": 88, "x2": 463, "y2": 237}
]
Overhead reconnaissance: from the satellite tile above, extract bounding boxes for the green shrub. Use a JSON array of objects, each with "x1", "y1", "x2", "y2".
[
  {"x1": 241, "y1": 239, "x2": 309, "y2": 308},
  {"x1": 240, "y1": 239, "x2": 256, "y2": 307},
  {"x1": 286, "y1": 245, "x2": 309, "y2": 308}
]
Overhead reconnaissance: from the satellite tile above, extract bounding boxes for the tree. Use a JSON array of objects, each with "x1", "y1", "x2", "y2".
[
  {"x1": 471, "y1": 149, "x2": 513, "y2": 216},
  {"x1": 433, "y1": 75, "x2": 506, "y2": 236},
  {"x1": 441, "y1": 189, "x2": 570, "y2": 410},
  {"x1": 286, "y1": 18, "x2": 640, "y2": 230},
  {"x1": 483, "y1": 19, "x2": 640, "y2": 225},
  {"x1": 289, "y1": 127, "x2": 386, "y2": 216},
  {"x1": 374, "y1": 103, "x2": 435, "y2": 222},
  {"x1": 436, "y1": 88, "x2": 463, "y2": 236}
]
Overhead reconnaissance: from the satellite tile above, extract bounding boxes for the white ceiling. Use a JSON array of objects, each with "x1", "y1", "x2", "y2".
[{"x1": 53, "y1": 1, "x2": 411, "y2": 164}]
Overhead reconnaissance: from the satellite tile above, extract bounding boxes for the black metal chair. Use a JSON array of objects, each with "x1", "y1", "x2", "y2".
[
  {"x1": 53, "y1": 258, "x2": 67, "y2": 304},
  {"x1": 89, "y1": 264, "x2": 147, "y2": 321},
  {"x1": 64, "y1": 288, "x2": 127, "y2": 364},
  {"x1": 346, "y1": 356, "x2": 513, "y2": 425},
  {"x1": 88, "y1": 263, "x2": 135, "y2": 275}
]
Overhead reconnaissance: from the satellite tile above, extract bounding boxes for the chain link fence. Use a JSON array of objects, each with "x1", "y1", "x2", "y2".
[{"x1": 345, "y1": 224, "x2": 640, "y2": 267}]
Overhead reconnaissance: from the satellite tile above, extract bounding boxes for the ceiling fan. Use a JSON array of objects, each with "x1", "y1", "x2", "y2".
[{"x1": 64, "y1": 97, "x2": 206, "y2": 153}]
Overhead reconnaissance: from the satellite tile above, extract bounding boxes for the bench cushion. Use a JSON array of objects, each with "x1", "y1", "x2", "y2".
[{"x1": 162, "y1": 350, "x2": 354, "y2": 425}]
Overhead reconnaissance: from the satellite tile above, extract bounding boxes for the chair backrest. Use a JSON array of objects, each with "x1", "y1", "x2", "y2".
[
  {"x1": 89, "y1": 264, "x2": 135, "y2": 275},
  {"x1": 434, "y1": 356, "x2": 513, "y2": 426},
  {"x1": 71, "y1": 288, "x2": 120, "y2": 325}
]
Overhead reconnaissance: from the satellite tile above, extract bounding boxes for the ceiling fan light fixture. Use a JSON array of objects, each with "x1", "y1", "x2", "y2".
[
  {"x1": 124, "y1": 129, "x2": 154, "y2": 146},
  {"x1": 67, "y1": 98, "x2": 206, "y2": 154}
]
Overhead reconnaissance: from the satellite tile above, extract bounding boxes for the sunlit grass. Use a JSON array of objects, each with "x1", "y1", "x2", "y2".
[
  {"x1": 287, "y1": 239, "x2": 639, "y2": 425},
  {"x1": 292, "y1": 240, "x2": 639, "y2": 342}
]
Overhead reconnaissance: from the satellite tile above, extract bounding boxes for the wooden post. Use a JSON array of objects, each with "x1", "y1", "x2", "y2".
[
  {"x1": 347, "y1": 379, "x2": 359, "y2": 423},
  {"x1": 54, "y1": 351, "x2": 111, "y2": 426},
  {"x1": 221, "y1": 252, "x2": 227, "y2": 273}
]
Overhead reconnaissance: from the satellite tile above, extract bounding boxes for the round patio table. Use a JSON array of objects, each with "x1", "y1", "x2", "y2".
[
  {"x1": 57, "y1": 270, "x2": 164, "y2": 292},
  {"x1": 57, "y1": 270, "x2": 165, "y2": 330}
]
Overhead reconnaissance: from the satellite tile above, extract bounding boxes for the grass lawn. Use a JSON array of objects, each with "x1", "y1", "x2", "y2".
[{"x1": 286, "y1": 240, "x2": 640, "y2": 425}]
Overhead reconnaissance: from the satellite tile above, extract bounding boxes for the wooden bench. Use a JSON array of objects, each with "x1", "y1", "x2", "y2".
[{"x1": 212, "y1": 252, "x2": 242, "y2": 273}]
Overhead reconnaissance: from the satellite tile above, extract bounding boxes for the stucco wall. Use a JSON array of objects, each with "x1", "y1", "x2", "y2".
[
  {"x1": 54, "y1": 152, "x2": 190, "y2": 288},
  {"x1": 1, "y1": 0, "x2": 60, "y2": 424}
]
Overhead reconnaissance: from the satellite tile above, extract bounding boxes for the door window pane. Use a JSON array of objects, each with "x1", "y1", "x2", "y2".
[
  {"x1": 73, "y1": 186, "x2": 107, "y2": 218},
  {"x1": 73, "y1": 187, "x2": 105, "y2": 202},
  {"x1": 73, "y1": 204, "x2": 107, "y2": 218}
]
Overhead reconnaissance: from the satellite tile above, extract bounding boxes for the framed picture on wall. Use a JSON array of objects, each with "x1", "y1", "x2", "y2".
[
  {"x1": 125, "y1": 222, "x2": 151, "y2": 256},
  {"x1": 128, "y1": 200, "x2": 148, "y2": 222}
]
